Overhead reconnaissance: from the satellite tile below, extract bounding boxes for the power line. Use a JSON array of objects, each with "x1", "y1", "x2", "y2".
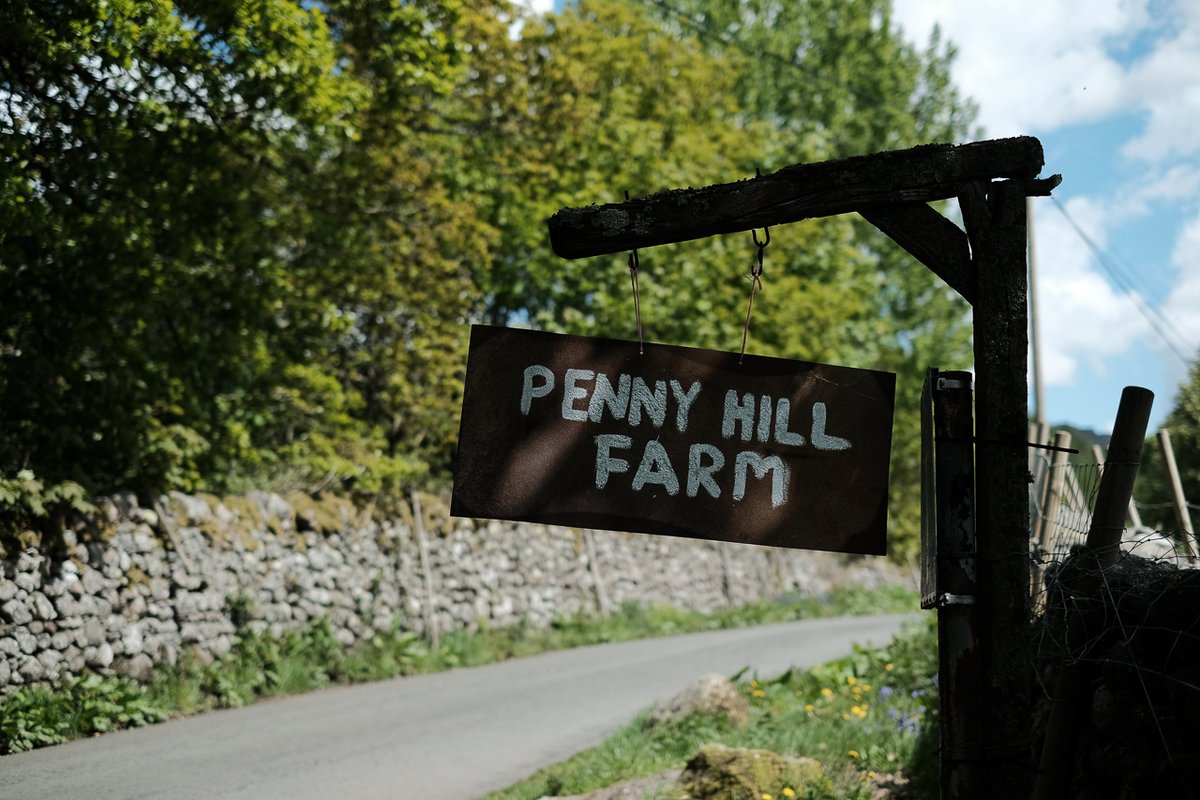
[
  {"x1": 1052, "y1": 198, "x2": 1177, "y2": 320},
  {"x1": 1049, "y1": 196, "x2": 1193, "y2": 366}
]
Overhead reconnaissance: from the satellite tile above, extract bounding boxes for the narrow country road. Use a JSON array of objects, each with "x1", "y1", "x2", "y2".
[{"x1": 1, "y1": 614, "x2": 914, "y2": 800}]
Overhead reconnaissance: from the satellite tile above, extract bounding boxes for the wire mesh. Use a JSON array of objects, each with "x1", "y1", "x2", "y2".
[
  {"x1": 1030, "y1": 452, "x2": 1196, "y2": 608},
  {"x1": 1028, "y1": 449, "x2": 1200, "y2": 798}
]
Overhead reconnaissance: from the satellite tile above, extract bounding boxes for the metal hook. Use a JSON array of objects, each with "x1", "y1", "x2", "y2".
[
  {"x1": 740, "y1": 228, "x2": 770, "y2": 363},
  {"x1": 624, "y1": 188, "x2": 645, "y2": 354}
]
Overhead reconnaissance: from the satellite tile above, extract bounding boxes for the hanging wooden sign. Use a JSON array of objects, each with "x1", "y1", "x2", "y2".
[{"x1": 451, "y1": 325, "x2": 895, "y2": 555}]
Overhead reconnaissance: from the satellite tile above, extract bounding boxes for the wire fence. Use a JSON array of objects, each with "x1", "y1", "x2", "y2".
[
  {"x1": 1027, "y1": 441, "x2": 1200, "y2": 799},
  {"x1": 1029, "y1": 447, "x2": 1197, "y2": 609}
]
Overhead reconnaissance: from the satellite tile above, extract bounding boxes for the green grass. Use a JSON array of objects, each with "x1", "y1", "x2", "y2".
[
  {"x1": 482, "y1": 617, "x2": 939, "y2": 800},
  {"x1": 0, "y1": 584, "x2": 920, "y2": 755}
]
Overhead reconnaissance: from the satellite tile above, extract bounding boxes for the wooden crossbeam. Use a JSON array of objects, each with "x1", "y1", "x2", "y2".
[
  {"x1": 549, "y1": 136, "x2": 1051, "y2": 260},
  {"x1": 859, "y1": 202, "x2": 974, "y2": 304}
]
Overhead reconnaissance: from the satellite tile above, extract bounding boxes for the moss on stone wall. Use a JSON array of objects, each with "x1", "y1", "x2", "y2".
[{"x1": 288, "y1": 492, "x2": 352, "y2": 536}]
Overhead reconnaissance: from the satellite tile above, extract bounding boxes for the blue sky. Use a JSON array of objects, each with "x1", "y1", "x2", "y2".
[
  {"x1": 889, "y1": 0, "x2": 1200, "y2": 434},
  {"x1": 526, "y1": 0, "x2": 1200, "y2": 434}
]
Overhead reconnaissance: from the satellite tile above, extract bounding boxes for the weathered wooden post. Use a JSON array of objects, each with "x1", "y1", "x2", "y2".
[
  {"x1": 1085, "y1": 388, "x2": 1155, "y2": 563},
  {"x1": 1091, "y1": 443, "x2": 1146, "y2": 534},
  {"x1": 1157, "y1": 429, "x2": 1199, "y2": 560},
  {"x1": 923, "y1": 369, "x2": 983, "y2": 797},
  {"x1": 956, "y1": 177, "x2": 1035, "y2": 797},
  {"x1": 1032, "y1": 430, "x2": 1073, "y2": 605},
  {"x1": 411, "y1": 491, "x2": 440, "y2": 649}
]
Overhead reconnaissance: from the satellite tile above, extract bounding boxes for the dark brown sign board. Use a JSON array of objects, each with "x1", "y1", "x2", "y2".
[{"x1": 451, "y1": 325, "x2": 895, "y2": 555}]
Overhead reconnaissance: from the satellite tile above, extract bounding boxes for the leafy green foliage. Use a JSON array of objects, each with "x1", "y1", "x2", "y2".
[
  {"x1": 645, "y1": 0, "x2": 981, "y2": 560},
  {"x1": 449, "y1": 0, "x2": 975, "y2": 557},
  {"x1": 0, "y1": 469, "x2": 96, "y2": 552},
  {"x1": 3, "y1": 0, "x2": 977, "y2": 556},
  {"x1": 1136, "y1": 353, "x2": 1200, "y2": 532},
  {"x1": 0, "y1": 674, "x2": 168, "y2": 754},
  {"x1": 484, "y1": 616, "x2": 939, "y2": 800},
  {"x1": 0, "y1": 0, "x2": 476, "y2": 499},
  {"x1": 0, "y1": 585, "x2": 912, "y2": 754}
]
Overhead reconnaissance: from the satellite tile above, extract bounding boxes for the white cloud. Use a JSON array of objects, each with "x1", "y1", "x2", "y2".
[
  {"x1": 1120, "y1": 21, "x2": 1200, "y2": 161},
  {"x1": 1122, "y1": 164, "x2": 1200, "y2": 214},
  {"x1": 893, "y1": 0, "x2": 1200, "y2": 164},
  {"x1": 891, "y1": 0, "x2": 1200, "y2": 408},
  {"x1": 1160, "y1": 210, "x2": 1200, "y2": 360},
  {"x1": 1032, "y1": 196, "x2": 1153, "y2": 384},
  {"x1": 891, "y1": 0, "x2": 1149, "y2": 136}
]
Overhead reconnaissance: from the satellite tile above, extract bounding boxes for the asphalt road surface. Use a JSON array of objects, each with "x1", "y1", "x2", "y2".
[{"x1": 1, "y1": 614, "x2": 914, "y2": 800}]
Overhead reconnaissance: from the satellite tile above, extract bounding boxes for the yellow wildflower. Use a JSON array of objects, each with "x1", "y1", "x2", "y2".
[
  {"x1": 885, "y1": 663, "x2": 894, "y2": 671},
  {"x1": 753, "y1": 689, "x2": 766, "y2": 698},
  {"x1": 851, "y1": 705, "x2": 868, "y2": 718},
  {"x1": 762, "y1": 794, "x2": 772, "y2": 800},
  {"x1": 847, "y1": 676, "x2": 858, "y2": 685},
  {"x1": 848, "y1": 749, "x2": 860, "y2": 758},
  {"x1": 821, "y1": 687, "x2": 833, "y2": 698},
  {"x1": 783, "y1": 790, "x2": 796, "y2": 799},
  {"x1": 804, "y1": 704, "x2": 815, "y2": 713}
]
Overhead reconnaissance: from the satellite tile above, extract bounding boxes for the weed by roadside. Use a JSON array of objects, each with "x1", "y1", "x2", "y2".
[
  {"x1": 0, "y1": 674, "x2": 167, "y2": 753},
  {"x1": 482, "y1": 617, "x2": 939, "y2": 800},
  {"x1": 0, "y1": 585, "x2": 918, "y2": 756}
]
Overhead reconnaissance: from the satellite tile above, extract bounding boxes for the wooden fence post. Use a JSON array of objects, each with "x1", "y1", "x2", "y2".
[
  {"x1": 1032, "y1": 430, "x2": 1073, "y2": 605},
  {"x1": 1085, "y1": 388, "x2": 1155, "y2": 565},
  {"x1": 1157, "y1": 429, "x2": 1199, "y2": 560},
  {"x1": 930, "y1": 371, "x2": 983, "y2": 799},
  {"x1": 583, "y1": 530, "x2": 612, "y2": 616},
  {"x1": 1091, "y1": 443, "x2": 1145, "y2": 533},
  {"x1": 411, "y1": 492, "x2": 440, "y2": 649}
]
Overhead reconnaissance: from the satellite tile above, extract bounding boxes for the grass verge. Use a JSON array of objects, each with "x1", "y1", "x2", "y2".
[
  {"x1": 0, "y1": 584, "x2": 919, "y2": 756},
  {"x1": 481, "y1": 617, "x2": 939, "y2": 800}
]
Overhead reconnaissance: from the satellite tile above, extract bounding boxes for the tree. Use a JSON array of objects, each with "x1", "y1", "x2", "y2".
[
  {"x1": 282, "y1": 0, "x2": 492, "y2": 486},
  {"x1": 3, "y1": 0, "x2": 982, "y2": 558},
  {"x1": 1136, "y1": 355, "x2": 1200, "y2": 534},
  {"x1": 646, "y1": 0, "x2": 980, "y2": 558},
  {"x1": 0, "y1": 0, "x2": 479, "y2": 497},
  {"x1": 453, "y1": 0, "x2": 977, "y2": 557}
]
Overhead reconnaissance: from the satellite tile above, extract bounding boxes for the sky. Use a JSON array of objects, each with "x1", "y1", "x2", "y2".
[{"x1": 526, "y1": 0, "x2": 1200, "y2": 434}]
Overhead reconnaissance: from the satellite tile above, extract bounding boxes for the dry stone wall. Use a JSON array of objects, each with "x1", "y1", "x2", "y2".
[{"x1": 0, "y1": 491, "x2": 902, "y2": 695}]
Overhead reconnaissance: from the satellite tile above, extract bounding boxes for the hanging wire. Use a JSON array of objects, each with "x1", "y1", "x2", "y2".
[
  {"x1": 739, "y1": 227, "x2": 769, "y2": 363},
  {"x1": 628, "y1": 247, "x2": 644, "y2": 354},
  {"x1": 624, "y1": 190, "x2": 645, "y2": 354}
]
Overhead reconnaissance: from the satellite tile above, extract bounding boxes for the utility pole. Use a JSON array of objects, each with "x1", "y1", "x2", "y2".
[{"x1": 1028, "y1": 196, "x2": 1047, "y2": 427}]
